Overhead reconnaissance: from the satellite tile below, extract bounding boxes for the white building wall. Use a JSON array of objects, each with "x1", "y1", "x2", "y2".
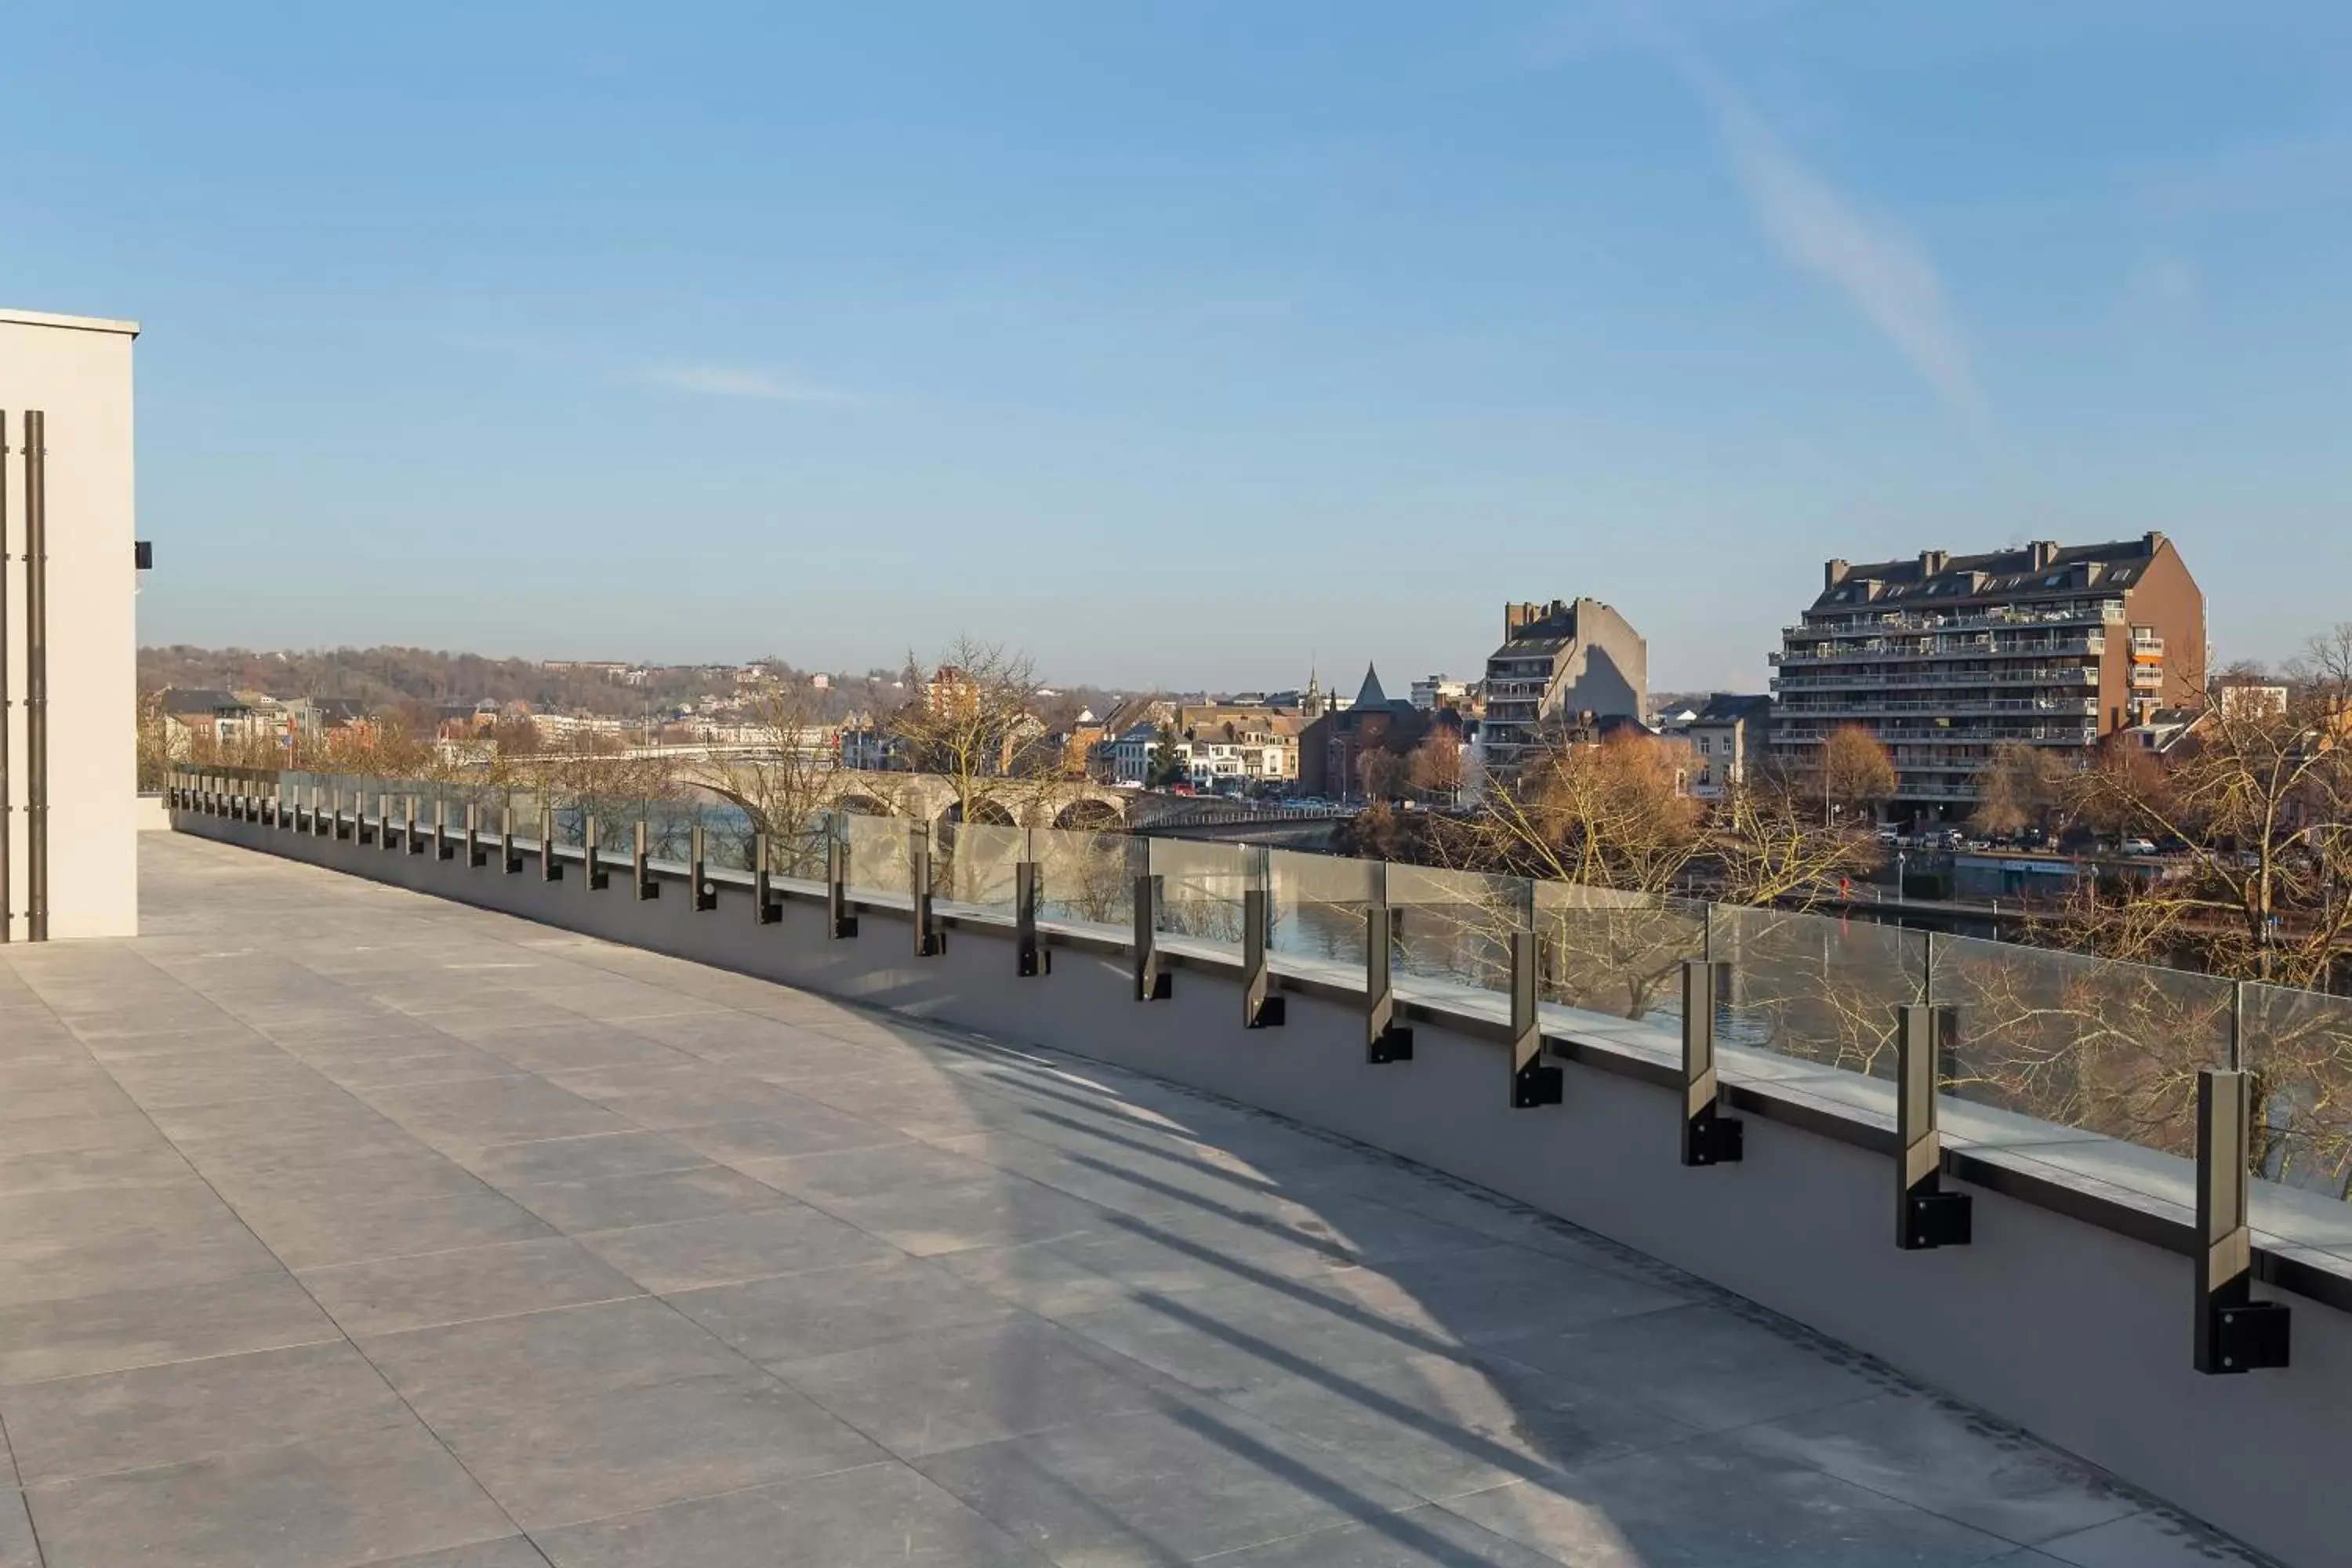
[{"x1": 1, "y1": 308, "x2": 140, "y2": 939}]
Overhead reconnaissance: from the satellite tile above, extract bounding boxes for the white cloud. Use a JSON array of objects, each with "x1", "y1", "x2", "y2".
[
  {"x1": 1707, "y1": 93, "x2": 1977, "y2": 410},
  {"x1": 641, "y1": 365, "x2": 871, "y2": 407}
]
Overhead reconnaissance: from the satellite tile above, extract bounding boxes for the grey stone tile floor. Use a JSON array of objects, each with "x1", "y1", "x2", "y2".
[{"x1": 0, "y1": 833, "x2": 2277, "y2": 1567}]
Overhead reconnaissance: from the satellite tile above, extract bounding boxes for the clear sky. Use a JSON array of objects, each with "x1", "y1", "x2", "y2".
[{"x1": 5, "y1": 2, "x2": 2348, "y2": 694}]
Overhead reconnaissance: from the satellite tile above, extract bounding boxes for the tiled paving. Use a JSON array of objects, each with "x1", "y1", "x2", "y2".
[{"x1": 0, "y1": 833, "x2": 2275, "y2": 1567}]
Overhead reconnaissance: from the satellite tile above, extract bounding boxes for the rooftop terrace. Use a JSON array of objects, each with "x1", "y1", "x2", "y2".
[{"x1": 0, "y1": 833, "x2": 2280, "y2": 1566}]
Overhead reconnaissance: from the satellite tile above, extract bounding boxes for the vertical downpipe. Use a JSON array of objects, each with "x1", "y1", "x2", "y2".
[
  {"x1": 1, "y1": 409, "x2": 12, "y2": 944},
  {"x1": 24, "y1": 412, "x2": 47, "y2": 942}
]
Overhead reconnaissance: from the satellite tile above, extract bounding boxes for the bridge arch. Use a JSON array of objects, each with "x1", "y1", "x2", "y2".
[
  {"x1": 939, "y1": 797, "x2": 1018, "y2": 826},
  {"x1": 1054, "y1": 797, "x2": 1124, "y2": 831},
  {"x1": 834, "y1": 792, "x2": 898, "y2": 817}
]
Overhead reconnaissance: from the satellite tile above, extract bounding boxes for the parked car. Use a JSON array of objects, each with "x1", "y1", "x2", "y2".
[{"x1": 2122, "y1": 837, "x2": 2159, "y2": 857}]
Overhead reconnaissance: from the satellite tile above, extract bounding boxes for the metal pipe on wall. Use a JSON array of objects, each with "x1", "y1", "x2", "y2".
[
  {"x1": 1, "y1": 408, "x2": 12, "y2": 944},
  {"x1": 24, "y1": 411, "x2": 47, "y2": 942}
]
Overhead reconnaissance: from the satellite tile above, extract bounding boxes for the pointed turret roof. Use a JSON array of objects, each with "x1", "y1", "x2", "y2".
[{"x1": 1354, "y1": 663, "x2": 1390, "y2": 710}]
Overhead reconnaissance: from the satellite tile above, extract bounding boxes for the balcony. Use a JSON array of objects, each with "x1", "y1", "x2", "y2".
[
  {"x1": 1773, "y1": 665, "x2": 2102, "y2": 691},
  {"x1": 1775, "y1": 633, "x2": 2107, "y2": 665},
  {"x1": 82, "y1": 771, "x2": 2352, "y2": 1567},
  {"x1": 1785, "y1": 603, "x2": 2124, "y2": 641}
]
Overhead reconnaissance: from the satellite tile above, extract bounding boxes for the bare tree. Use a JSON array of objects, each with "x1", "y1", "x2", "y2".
[
  {"x1": 885, "y1": 637, "x2": 1080, "y2": 825},
  {"x1": 1817, "y1": 726, "x2": 1896, "y2": 822},
  {"x1": 1406, "y1": 728, "x2": 1465, "y2": 804},
  {"x1": 1971, "y1": 742, "x2": 2067, "y2": 838}
]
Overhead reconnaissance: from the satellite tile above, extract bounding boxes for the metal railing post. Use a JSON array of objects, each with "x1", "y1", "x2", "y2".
[
  {"x1": 1366, "y1": 866, "x2": 1409, "y2": 1061},
  {"x1": 463, "y1": 802, "x2": 485, "y2": 867},
  {"x1": 1133, "y1": 868, "x2": 1171, "y2": 1000},
  {"x1": 405, "y1": 794, "x2": 426, "y2": 855},
  {"x1": 2195, "y1": 1066, "x2": 2291, "y2": 1372},
  {"x1": 500, "y1": 804, "x2": 521, "y2": 873},
  {"x1": 910, "y1": 825, "x2": 944, "y2": 956},
  {"x1": 826, "y1": 831, "x2": 856, "y2": 938},
  {"x1": 539, "y1": 804, "x2": 563, "y2": 881},
  {"x1": 380, "y1": 793, "x2": 398, "y2": 852},
  {"x1": 1508, "y1": 927, "x2": 1561, "y2": 1108},
  {"x1": 25, "y1": 413, "x2": 45, "y2": 941},
  {"x1": 434, "y1": 797, "x2": 454, "y2": 860},
  {"x1": 633, "y1": 819, "x2": 659, "y2": 900},
  {"x1": 1682, "y1": 960, "x2": 1743, "y2": 1164},
  {"x1": 583, "y1": 816, "x2": 608, "y2": 891},
  {"x1": 1242, "y1": 886, "x2": 1283, "y2": 1028},
  {"x1": 752, "y1": 832, "x2": 780, "y2": 924},
  {"x1": 688, "y1": 824, "x2": 717, "y2": 911},
  {"x1": 1896, "y1": 1004, "x2": 1971, "y2": 1248},
  {"x1": 1017, "y1": 858, "x2": 1049, "y2": 978}
]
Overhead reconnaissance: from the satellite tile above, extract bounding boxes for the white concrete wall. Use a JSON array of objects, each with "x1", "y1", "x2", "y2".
[{"x1": 0, "y1": 308, "x2": 140, "y2": 938}]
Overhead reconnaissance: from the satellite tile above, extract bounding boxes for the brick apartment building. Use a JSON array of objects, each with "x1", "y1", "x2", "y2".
[{"x1": 1768, "y1": 533, "x2": 2205, "y2": 819}]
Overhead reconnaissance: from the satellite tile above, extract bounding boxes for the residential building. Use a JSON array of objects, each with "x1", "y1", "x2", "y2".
[
  {"x1": 2215, "y1": 677, "x2": 2289, "y2": 719},
  {"x1": 1769, "y1": 533, "x2": 2205, "y2": 818},
  {"x1": 1479, "y1": 598, "x2": 1650, "y2": 783},
  {"x1": 1679, "y1": 694, "x2": 1775, "y2": 801},
  {"x1": 1410, "y1": 675, "x2": 1470, "y2": 712},
  {"x1": 1108, "y1": 723, "x2": 1161, "y2": 786},
  {"x1": 157, "y1": 688, "x2": 264, "y2": 755}
]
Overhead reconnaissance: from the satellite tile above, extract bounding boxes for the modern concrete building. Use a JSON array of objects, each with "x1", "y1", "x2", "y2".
[
  {"x1": 1769, "y1": 534, "x2": 2205, "y2": 819},
  {"x1": 1479, "y1": 598, "x2": 1649, "y2": 783},
  {"x1": 1, "y1": 306, "x2": 140, "y2": 939}
]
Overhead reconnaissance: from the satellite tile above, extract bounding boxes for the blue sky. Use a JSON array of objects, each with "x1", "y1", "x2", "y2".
[{"x1": 6, "y1": 2, "x2": 2349, "y2": 692}]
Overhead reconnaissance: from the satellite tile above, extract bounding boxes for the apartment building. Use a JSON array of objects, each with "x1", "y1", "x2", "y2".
[
  {"x1": 1769, "y1": 533, "x2": 2205, "y2": 817},
  {"x1": 1680, "y1": 693, "x2": 1774, "y2": 801},
  {"x1": 1479, "y1": 598, "x2": 1649, "y2": 782}
]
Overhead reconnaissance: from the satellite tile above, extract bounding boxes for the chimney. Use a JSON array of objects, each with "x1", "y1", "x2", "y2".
[
  {"x1": 2143, "y1": 530, "x2": 2166, "y2": 555},
  {"x1": 1919, "y1": 550, "x2": 1949, "y2": 577},
  {"x1": 1824, "y1": 559, "x2": 1851, "y2": 593},
  {"x1": 2030, "y1": 540, "x2": 2059, "y2": 571}
]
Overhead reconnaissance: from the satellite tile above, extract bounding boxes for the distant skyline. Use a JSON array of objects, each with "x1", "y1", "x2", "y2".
[{"x1": 9, "y1": 3, "x2": 2350, "y2": 691}]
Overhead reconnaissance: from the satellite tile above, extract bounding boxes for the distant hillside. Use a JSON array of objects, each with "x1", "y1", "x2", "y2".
[{"x1": 137, "y1": 644, "x2": 1127, "y2": 727}]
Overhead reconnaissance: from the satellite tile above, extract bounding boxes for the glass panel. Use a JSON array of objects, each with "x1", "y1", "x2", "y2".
[
  {"x1": 841, "y1": 813, "x2": 917, "y2": 899},
  {"x1": 1149, "y1": 839, "x2": 1256, "y2": 947},
  {"x1": 936, "y1": 821, "x2": 1026, "y2": 917},
  {"x1": 1269, "y1": 850, "x2": 1378, "y2": 971},
  {"x1": 1031, "y1": 826, "x2": 1134, "y2": 931},
  {"x1": 2241, "y1": 982, "x2": 2352, "y2": 1199},
  {"x1": 1933, "y1": 934, "x2": 2233, "y2": 1159},
  {"x1": 1386, "y1": 862, "x2": 1528, "y2": 996},
  {"x1": 1711, "y1": 906, "x2": 1922, "y2": 1078},
  {"x1": 1534, "y1": 882, "x2": 1707, "y2": 1026}
]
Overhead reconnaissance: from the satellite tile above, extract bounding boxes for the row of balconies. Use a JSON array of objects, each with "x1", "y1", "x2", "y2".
[
  {"x1": 1772, "y1": 633, "x2": 2106, "y2": 665},
  {"x1": 1786, "y1": 602, "x2": 2124, "y2": 640},
  {"x1": 1771, "y1": 664, "x2": 2102, "y2": 691},
  {"x1": 1778, "y1": 697, "x2": 2100, "y2": 719},
  {"x1": 1774, "y1": 724, "x2": 2100, "y2": 746}
]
